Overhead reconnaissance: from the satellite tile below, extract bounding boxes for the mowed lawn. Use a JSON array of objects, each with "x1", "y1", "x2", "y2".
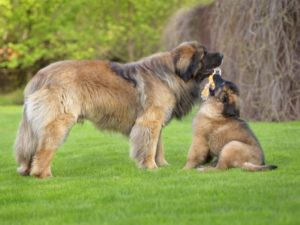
[{"x1": 0, "y1": 106, "x2": 299, "y2": 225}]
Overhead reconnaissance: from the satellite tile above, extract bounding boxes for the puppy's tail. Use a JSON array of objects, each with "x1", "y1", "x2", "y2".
[
  {"x1": 14, "y1": 106, "x2": 38, "y2": 176},
  {"x1": 241, "y1": 162, "x2": 278, "y2": 172}
]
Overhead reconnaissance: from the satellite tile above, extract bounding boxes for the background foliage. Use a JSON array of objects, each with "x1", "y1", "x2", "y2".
[
  {"x1": 0, "y1": 0, "x2": 201, "y2": 92},
  {"x1": 1, "y1": 0, "x2": 298, "y2": 121}
]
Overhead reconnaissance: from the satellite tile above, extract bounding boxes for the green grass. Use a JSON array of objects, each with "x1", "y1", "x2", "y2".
[
  {"x1": 0, "y1": 106, "x2": 299, "y2": 225},
  {"x1": 0, "y1": 89, "x2": 24, "y2": 105}
]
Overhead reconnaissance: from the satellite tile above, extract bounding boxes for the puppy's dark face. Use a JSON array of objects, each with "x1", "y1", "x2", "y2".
[
  {"x1": 209, "y1": 75, "x2": 240, "y2": 118},
  {"x1": 172, "y1": 41, "x2": 223, "y2": 82}
]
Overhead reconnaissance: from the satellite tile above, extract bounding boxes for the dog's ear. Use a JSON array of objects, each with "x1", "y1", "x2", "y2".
[
  {"x1": 223, "y1": 102, "x2": 240, "y2": 117},
  {"x1": 219, "y1": 81, "x2": 240, "y2": 117},
  {"x1": 172, "y1": 44, "x2": 201, "y2": 81},
  {"x1": 222, "y1": 92, "x2": 240, "y2": 117}
]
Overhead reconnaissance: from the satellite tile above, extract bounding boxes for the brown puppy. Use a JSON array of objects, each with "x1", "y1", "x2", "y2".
[
  {"x1": 14, "y1": 41, "x2": 223, "y2": 178},
  {"x1": 184, "y1": 74, "x2": 277, "y2": 172}
]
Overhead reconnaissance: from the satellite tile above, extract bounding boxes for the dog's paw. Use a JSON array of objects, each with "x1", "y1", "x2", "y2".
[
  {"x1": 156, "y1": 159, "x2": 169, "y2": 167},
  {"x1": 17, "y1": 165, "x2": 30, "y2": 176},
  {"x1": 197, "y1": 166, "x2": 205, "y2": 172}
]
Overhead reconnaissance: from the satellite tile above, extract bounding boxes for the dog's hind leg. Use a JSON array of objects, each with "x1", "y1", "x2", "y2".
[
  {"x1": 30, "y1": 114, "x2": 75, "y2": 178},
  {"x1": 199, "y1": 141, "x2": 264, "y2": 172},
  {"x1": 15, "y1": 107, "x2": 37, "y2": 176}
]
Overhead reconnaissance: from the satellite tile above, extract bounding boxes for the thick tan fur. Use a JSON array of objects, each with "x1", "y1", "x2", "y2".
[
  {"x1": 184, "y1": 81, "x2": 277, "y2": 172},
  {"x1": 14, "y1": 41, "x2": 223, "y2": 178}
]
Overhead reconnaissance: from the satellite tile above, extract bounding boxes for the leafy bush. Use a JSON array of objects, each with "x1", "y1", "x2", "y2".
[{"x1": 0, "y1": 0, "x2": 200, "y2": 92}]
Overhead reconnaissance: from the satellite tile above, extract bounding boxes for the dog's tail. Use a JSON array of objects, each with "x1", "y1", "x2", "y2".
[
  {"x1": 241, "y1": 162, "x2": 278, "y2": 172},
  {"x1": 14, "y1": 106, "x2": 38, "y2": 176}
]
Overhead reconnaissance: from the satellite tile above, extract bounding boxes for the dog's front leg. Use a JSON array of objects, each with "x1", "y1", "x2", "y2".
[
  {"x1": 129, "y1": 110, "x2": 163, "y2": 169},
  {"x1": 184, "y1": 136, "x2": 209, "y2": 169}
]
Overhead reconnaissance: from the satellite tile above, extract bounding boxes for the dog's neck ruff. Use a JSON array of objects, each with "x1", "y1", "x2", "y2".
[{"x1": 110, "y1": 55, "x2": 201, "y2": 119}]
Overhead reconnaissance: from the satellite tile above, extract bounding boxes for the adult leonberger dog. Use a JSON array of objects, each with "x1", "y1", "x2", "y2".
[
  {"x1": 184, "y1": 74, "x2": 277, "y2": 172},
  {"x1": 15, "y1": 41, "x2": 223, "y2": 178}
]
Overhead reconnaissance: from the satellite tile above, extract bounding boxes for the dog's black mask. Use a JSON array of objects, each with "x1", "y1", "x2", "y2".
[
  {"x1": 209, "y1": 75, "x2": 240, "y2": 118},
  {"x1": 196, "y1": 53, "x2": 224, "y2": 82}
]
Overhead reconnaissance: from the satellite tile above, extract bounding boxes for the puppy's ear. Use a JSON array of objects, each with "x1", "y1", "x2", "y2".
[
  {"x1": 222, "y1": 93, "x2": 240, "y2": 117},
  {"x1": 172, "y1": 44, "x2": 200, "y2": 81},
  {"x1": 223, "y1": 102, "x2": 240, "y2": 117},
  {"x1": 220, "y1": 82, "x2": 240, "y2": 117}
]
